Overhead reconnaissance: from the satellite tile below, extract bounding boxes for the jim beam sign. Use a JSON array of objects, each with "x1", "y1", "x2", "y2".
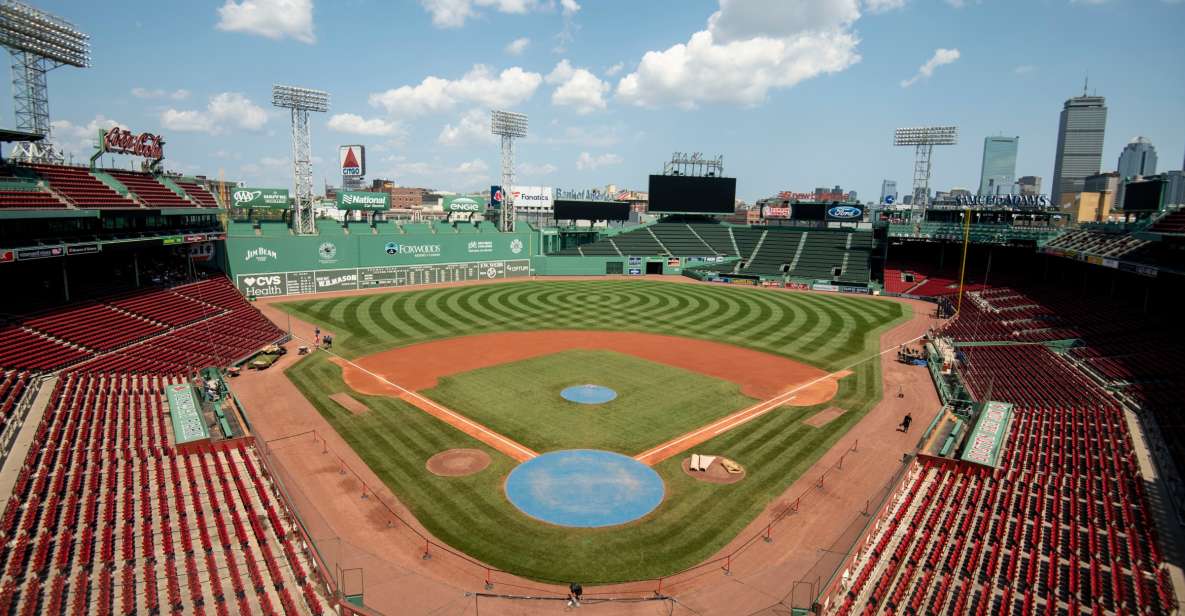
[{"x1": 98, "y1": 128, "x2": 164, "y2": 159}]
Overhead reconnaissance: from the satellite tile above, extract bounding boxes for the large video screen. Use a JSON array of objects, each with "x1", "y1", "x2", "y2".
[
  {"x1": 554, "y1": 199, "x2": 630, "y2": 221},
  {"x1": 648, "y1": 175, "x2": 737, "y2": 213},
  {"x1": 1123, "y1": 179, "x2": 1164, "y2": 212}
]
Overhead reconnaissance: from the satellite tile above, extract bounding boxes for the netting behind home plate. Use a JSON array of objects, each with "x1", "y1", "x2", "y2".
[{"x1": 256, "y1": 430, "x2": 909, "y2": 615}]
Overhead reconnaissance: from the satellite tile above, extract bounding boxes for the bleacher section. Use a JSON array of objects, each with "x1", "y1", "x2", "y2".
[
  {"x1": 0, "y1": 184, "x2": 64, "y2": 210},
  {"x1": 552, "y1": 223, "x2": 872, "y2": 284},
  {"x1": 0, "y1": 327, "x2": 90, "y2": 372},
  {"x1": 106, "y1": 170, "x2": 194, "y2": 208},
  {"x1": 832, "y1": 345, "x2": 1175, "y2": 615},
  {"x1": 0, "y1": 372, "x2": 324, "y2": 614},
  {"x1": 173, "y1": 180, "x2": 220, "y2": 208},
  {"x1": 23, "y1": 304, "x2": 166, "y2": 352},
  {"x1": 0, "y1": 370, "x2": 32, "y2": 436},
  {"x1": 26, "y1": 164, "x2": 138, "y2": 208}
]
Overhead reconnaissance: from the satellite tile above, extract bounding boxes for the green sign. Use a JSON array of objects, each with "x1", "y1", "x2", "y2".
[
  {"x1": 165, "y1": 383, "x2": 209, "y2": 444},
  {"x1": 162, "y1": 236, "x2": 183, "y2": 245},
  {"x1": 960, "y1": 400, "x2": 1013, "y2": 468},
  {"x1": 443, "y1": 195, "x2": 485, "y2": 213},
  {"x1": 232, "y1": 187, "x2": 289, "y2": 209},
  {"x1": 337, "y1": 191, "x2": 390, "y2": 211}
]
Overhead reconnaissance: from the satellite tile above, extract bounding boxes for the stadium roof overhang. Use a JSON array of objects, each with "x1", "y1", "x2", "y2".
[{"x1": 0, "y1": 128, "x2": 44, "y2": 142}]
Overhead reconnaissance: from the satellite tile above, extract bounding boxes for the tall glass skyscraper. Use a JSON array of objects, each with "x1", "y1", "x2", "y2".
[
  {"x1": 1117, "y1": 136, "x2": 1157, "y2": 179},
  {"x1": 978, "y1": 136, "x2": 1019, "y2": 195},
  {"x1": 1051, "y1": 94, "x2": 1107, "y2": 205}
]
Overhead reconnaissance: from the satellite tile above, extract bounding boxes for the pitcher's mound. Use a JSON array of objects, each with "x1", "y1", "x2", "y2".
[
  {"x1": 681, "y1": 456, "x2": 745, "y2": 484},
  {"x1": 426, "y1": 449, "x2": 491, "y2": 477}
]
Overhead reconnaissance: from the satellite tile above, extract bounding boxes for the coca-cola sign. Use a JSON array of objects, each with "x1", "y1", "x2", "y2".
[{"x1": 102, "y1": 128, "x2": 164, "y2": 159}]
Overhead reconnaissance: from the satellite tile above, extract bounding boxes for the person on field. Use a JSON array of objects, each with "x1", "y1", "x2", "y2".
[
  {"x1": 568, "y1": 582, "x2": 583, "y2": 608},
  {"x1": 900, "y1": 413, "x2": 913, "y2": 433}
]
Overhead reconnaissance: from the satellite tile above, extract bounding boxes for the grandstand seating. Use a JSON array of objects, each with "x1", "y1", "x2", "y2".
[
  {"x1": 833, "y1": 347, "x2": 1175, "y2": 615},
  {"x1": 25, "y1": 165, "x2": 139, "y2": 208},
  {"x1": 0, "y1": 187, "x2": 65, "y2": 210},
  {"x1": 0, "y1": 277, "x2": 284, "y2": 373},
  {"x1": 106, "y1": 170, "x2": 194, "y2": 208},
  {"x1": 0, "y1": 370, "x2": 32, "y2": 435},
  {"x1": 649, "y1": 224, "x2": 716, "y2": 256},
  {"x1": 0, "y1": 372, "x2": 324, "y2": 614},
  {"x1": 1148, "y1": 209, "x2": 1185, "y2": 234},
  {"x1": 173, "y1": 180, "x2": 220, "y2": 208}
]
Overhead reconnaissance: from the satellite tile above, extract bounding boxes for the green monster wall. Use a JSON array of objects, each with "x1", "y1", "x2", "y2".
[{"x1": 225, "y1": 229, "x2": 537, "y2": 296}]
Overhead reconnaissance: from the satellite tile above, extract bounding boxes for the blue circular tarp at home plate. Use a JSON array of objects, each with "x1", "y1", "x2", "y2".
[
  {"x1": 560, "y1": 384, "x2": 617, "y2": 405},
  {"x1": 505, "y1": 450, "x2": 665, "y2": 527}
]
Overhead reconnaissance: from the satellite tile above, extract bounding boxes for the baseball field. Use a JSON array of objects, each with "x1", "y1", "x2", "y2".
[{"x1": 277, "y1": 279, "x2": 908, "y2": 582}]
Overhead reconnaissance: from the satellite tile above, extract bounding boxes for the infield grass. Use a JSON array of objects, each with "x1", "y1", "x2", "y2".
[
  {"x1": 278, "y1": 279, "x2": 910, "y2": 582},
  {"x1": 423, "y1": 349, "x2": 758, "y2": 454}
]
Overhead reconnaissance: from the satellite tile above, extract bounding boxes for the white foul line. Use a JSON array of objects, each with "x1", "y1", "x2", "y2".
[{"x1": 635, "y1": 333, "x2": 928, "y2": 463}]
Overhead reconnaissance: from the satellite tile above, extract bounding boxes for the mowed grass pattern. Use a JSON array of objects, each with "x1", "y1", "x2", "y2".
[
  {"x1": 424, "y1": 349, "x2": 758, "y2": 454},
  {"x1": 280, "y1": 279, "x2": 904, "y2": 371},
  {"x1": 279, "y1": 280, "x2": 910, "y2": 582}
]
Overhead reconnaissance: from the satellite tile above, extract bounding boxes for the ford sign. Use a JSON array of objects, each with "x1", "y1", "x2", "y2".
[{"x1": 827, "y1": 205, "x2": 863, "y2": 220}]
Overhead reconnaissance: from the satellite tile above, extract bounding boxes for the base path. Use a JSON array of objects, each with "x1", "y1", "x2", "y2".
[
  {"x1": 342, "y1": 329, "x2": 831, "y2": 400},
  {"x1": 331, "y1": 355, "x2": 539, "y2": 462}
]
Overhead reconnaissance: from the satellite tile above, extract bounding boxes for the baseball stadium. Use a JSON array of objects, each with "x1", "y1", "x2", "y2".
[{"x1": 0, "y1": 3, "x2": 1183, "y2": 616}]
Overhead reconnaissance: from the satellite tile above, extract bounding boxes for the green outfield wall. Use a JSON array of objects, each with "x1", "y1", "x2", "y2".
[{"x1": 225, "y1": 230, "x2": 537, "y2": 296}]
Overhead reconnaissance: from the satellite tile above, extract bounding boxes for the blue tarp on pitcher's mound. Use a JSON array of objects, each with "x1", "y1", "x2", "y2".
[
  {"x1": 560, "y1": 384, "x2": 617, "y2": 405},
  {"x1": 505, "y1": 450, "x2": 665, "y2": 527}
]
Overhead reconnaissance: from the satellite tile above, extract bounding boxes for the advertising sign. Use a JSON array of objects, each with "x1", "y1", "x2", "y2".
[
  {"x1": 16, "y1": 246, "x2": 64, "y2": 261},
  {"x1": 961, "y1": 401, "x2": 1014, "y2": 468},
  {"x1": 825, "y1": 204, "x2": 865, "y2": 222},
  {"x1": 340, "y1": 145, "x2": 365, "y2": 177},
  {"x1": 232, "y1": 187, "x2": 289, "y2": 209},
  {"x1": 443, "y1": 196, "x2": 485, "y2": 213},
  {"x1": 762, "y1": 205, "x2": 791, "y2": 219},
  {"x1": 490, "y1": 185, "x2": 503, "y2": 208},
  {"x1": 507, "y1": 186, "x2": 554, "y2": 210},
  {"x1": 667, "y1": 257, "x2": 681, "y2": 268},
  {"x1": 99, "y1": 127, "x2": 164, "y2": 159},
  {"x1": 67, "y1": 243, "x2": 101, "y2": 256},
  {"x1": 628, "y1": 268, "x2": 642, "y2": 275},
  {"x1": 337, "y1": 191, "x2": 390, "y2": 211},
  {"x1": 0, "y1": 250, "x2": 13, "y2": 263}
]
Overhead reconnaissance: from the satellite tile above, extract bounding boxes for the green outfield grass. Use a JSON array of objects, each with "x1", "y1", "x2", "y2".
[
  {"x1": 278, "y1": 279, "x2": 910, "y2": 582},
  {"x1": 422, "y1": 349, "x2": 757, "y2": 454}
]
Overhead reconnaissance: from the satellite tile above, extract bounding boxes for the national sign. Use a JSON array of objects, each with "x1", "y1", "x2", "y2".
[{"x1": 337, "y1": 191, "x2": 390, "y2": 211}]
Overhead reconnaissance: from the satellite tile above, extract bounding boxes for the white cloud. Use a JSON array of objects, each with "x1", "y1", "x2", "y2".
[
  {"x1": 575, "y1": 151, "x2": 622, "y2": 170},
  {"x1": 369, "y1": 65, "x2": 542, "y2": 116},
  {"x1": 560, "y1": 0, "x2": 580, "y2": 15},
  {"x1": 546, "y1": 60, "x2": 609, "y2": 114},
  {"x1": 1014, "y1": 64, "x2": 1036, "y2": 75},
  {"x1": 51, "y1": 115, "x2": 126, "y2": 161},
  {"x1": 454, "y1": 159, "x2": 489, "y2": 175},
  {"x1": 439, "y1": 109, "x2": 496, "y2": 145},
  {"x1": 419, "y1": 0, "x2": 550, "y2": 28},
  {"x1": 616, "y1": 0, "x2": 861, "y2": 108},
  {"x1": 863, "y1": 0, "x2": 906, "y2": 12},
  {"x1": 505, "y1": 37, "x2": 530, "y2": 55},
  {"x1": 216, "y1": 0, "x2": 315, "y2": 43},
  {"x1": 161, "y1": 92, "x2": 269, "y2": 134},
  {"x1": 327, "y1": 113, "x2": 403, "y2": 136},
  {"x1": 945, "y1": 0, "x2": 967, "y2": 6},
  {"x1": 131, "y1": 87, "x2": 190, "y2": 100},
  {"x1": 604, "y1": 62, "x2": 624, "y2": 77},
  {"x1": 900, "y1": 48, "x2": 960, "y2": 87},
  {"x1": 537, "y1": 125, "x2": 622, "y2": 147},
  {"x1": 520, "y1": 162, "x2": 557, "y2": 176}
]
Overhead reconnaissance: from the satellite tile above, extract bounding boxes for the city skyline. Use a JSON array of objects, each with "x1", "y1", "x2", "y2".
[
  {"x1": 978, "y1": 136, "x2": 1019, "y2": 196},
  {"x1": 1051, "y1": 94, "x2": 1108, "y2": 205},
  {"x1": 15, "y1": 0, "x2": 1185, "y2": 203}
]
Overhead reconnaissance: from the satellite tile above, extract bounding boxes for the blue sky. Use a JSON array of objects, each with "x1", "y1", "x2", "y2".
[{"x1": 14, "y1": 0, "x2": 1185, "y2": 202}]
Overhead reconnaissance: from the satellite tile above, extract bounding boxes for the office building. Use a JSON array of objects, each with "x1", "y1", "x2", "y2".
[
  {"x1": 1051, "y1": 94, "x2": 1107, "y2": 205},
  {"x1": 880, "y1": 180, "x2": 898, "y2": 204},
  {"x1": 978, "y1": 136, "x2": 1019, "y2": 196},
  {"x1": 1117, "y1": 136, "x2": 1157, "y2": 179},
  {"x1": 1017, "y1": 176, "x2": 1042, "y2": 196}
]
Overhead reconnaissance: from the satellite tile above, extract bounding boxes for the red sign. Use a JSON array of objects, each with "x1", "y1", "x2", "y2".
[
  {"x1": 183, "y1": 234, "x2": 205, "y2": 243},
  {"x1": 763, "y1": 205, "x2": 791, "y2": 218},
  {"x1": 103, "y1": 128, "x2": 164, "y2": 159},
  {"x1": 778, "y1": 191, "x2": 849, "y2": 202},
  {"x1": 0, "y1": 250, "x2": 13, "y2": 263}
]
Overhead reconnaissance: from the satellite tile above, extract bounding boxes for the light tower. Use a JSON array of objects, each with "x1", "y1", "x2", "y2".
[
  {"x1": 0, "y1": 0, "x2": 91, "y2": 163},
  {"x1": 491, "y1": 109, "x2": 527, "y2": 232},
  {"x1": 894, "y1": 126, "x2": 958, "y2": 210},
  {"x1": 273, "y1": 84, "x2": 328, "y2": 236}
]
